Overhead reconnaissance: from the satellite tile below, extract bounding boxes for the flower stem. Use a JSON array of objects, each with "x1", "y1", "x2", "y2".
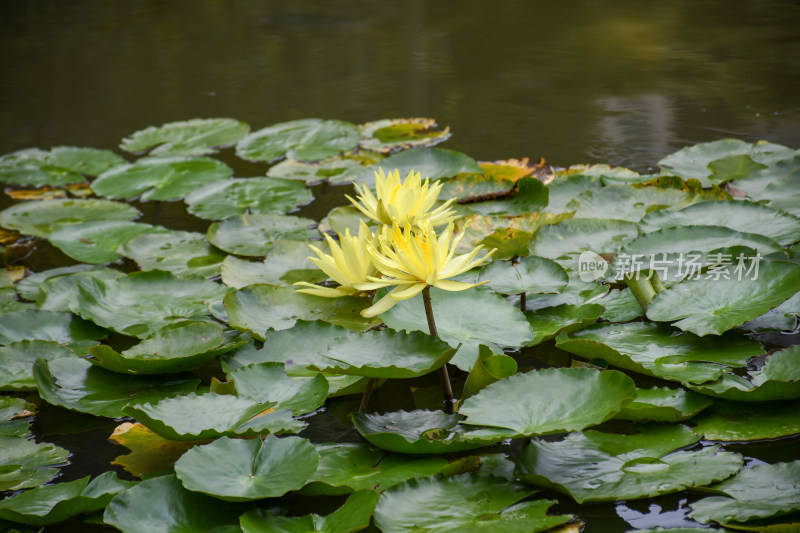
[
  {"x1": 358, "y1": 378, "x2": 375, "y2": 413},
  {"x1": 519, "y1": 292, "x2": 526, "y2": 312},
  {"x1": 423, "y1": 286, "x2": 454, "y2": 414}
]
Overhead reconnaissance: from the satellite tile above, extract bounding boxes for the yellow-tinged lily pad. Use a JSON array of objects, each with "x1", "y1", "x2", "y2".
[
  {"x1": 359, "y1": 118, "x2": 451, "y2": 153},
  {"x1": 110, "y1": 422, "x2": 203, "y2": 478}
]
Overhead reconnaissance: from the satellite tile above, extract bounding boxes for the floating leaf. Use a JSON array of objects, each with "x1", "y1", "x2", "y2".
[
  {"x1": 92, "y1": 156, "x2": 232, "y2": 201},
  {"x1": 36, "y1": 268, "x2": 124, "y2": 312},
  {"x1": 529, "y1": 218, "x2": 638, "y2": 260},
  {"x1": 174, "y1": 435, "x2": 318, "y2": 501},
  {"x1": 0, "y1": 199, "x2": 140, "y2": 238},
  {"x1": 120, "y1": 118, "x2": 249, "y2": 156},
  {"x1": 34, "y1": 357, "x2": 199, "y2": 418},
  {"x1": 464, "y1": 177, "x2": 548, "y2": 216},
  {"x1": 119, "y1": 230, "x2": 226, "y2": 278},
  {"x1": 0, "y1": 341, "x2": 78, "y2": 391},
  {"x1": 237, "y1": 118, "x2": 360, "y2": 162},
  {"x1": 461, "y1": 345, "x2": 518, "y2": 401},
  {"x1": 373, "y1": 474, "x2": 573, "y2": 533},
  {"x1": 227, "y1": 362, "x2": 328, "y2": 415},
  {"x1": 689, "y1": 461, "x2": 800, "y2": 525},
  {"x1": 356, "y1": 148, "x2": 481, "y2": 188},
  {"x1": 48, "y1": 220, "x2": 164, "y2": 264},
  {"x1": 104, "y1": 474, "x2": 245, "y2": 533},
  {"x1": 544, "y1": 174, "x2": 602, "y2": 213},
  {"x1": 359, "y1": 118, "x2": 450, "y2": 153},
  {"x1": 615, "y1": 386, "x2": 713, "y2": 422},
  {"x1": 0, "y1": 435, "x2": 69, "y2": 491},
  {"x1": 524, "y1": 303, "x2": 604, "y2": 346},
  {"x1": 460, "y1": 367, "x2": 637, "y2": 436},
  {"x1": 207, "y1": 214, "x2": 316, "y2": 257},
  {"x1": 478, "y1": 256, "x2": 568, "y2": 295},
  {"x1": 565, "y1": 184, "x2": 692, "y2": 222},
  {"x1": 516, "y1": 424, "x2": 742, "y2": 503},
  {"x1": 0, "y1": 146, "x2": 124, "y2": 187},
  {"x1": 691, "y1": 399, "x2": 800, "y2": 442},
  {"x1": 0, "y1": 309, "x2": 106, "y2": 345},
  {"x1": 267, "y1": 151, "x2": 384, "y2": 184},
  {"x1": 597, "y1": 288, "x2": 644, "y2": 322},
  {"x1": 184, "y1": 177, "x2": 312, "y2": 220},
  {"x1": 110, "y1": 422, "x2": 200, "y2": 478}
]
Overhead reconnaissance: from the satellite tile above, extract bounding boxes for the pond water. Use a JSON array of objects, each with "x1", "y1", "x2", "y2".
[{"x1": 2, "y1": 1, "x2": 800, "y2": 532}]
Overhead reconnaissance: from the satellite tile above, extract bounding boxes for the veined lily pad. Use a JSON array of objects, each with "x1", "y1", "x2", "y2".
[
  {"x1": 352, "y1": 410, "x2": 512, "y2": 455},
  {"x1": 639, "y1": 201, "x2": 800, "y2": 247},
  {"x1": 185, "y1": 177, "x2": 313, "y2": 220},
  {"x1": 318, "y1": 205, "x2": 375, "y2": 236},
  {"x1": 565, "y1": 184, "x2": 692, "y2": 222},
  {"x1": 240, "y1": 490, "x2": 379, "y2": 533},
  {"x1": 556, "y1": 322, "x2": 763, "y2": 384},
  {"x1": 104, "y1": 474, "x2": 245, "y2": 533},
  {"x1": 0, "y1": 472, "x2": 135, "y2": 526},
  {"x1": 439, "y1": 173, "x2": 514, "y2": 203},
  {"x1": 0, "y1": 341, "x2": 78, "y2": 391},
  {"x1": 691, "y1": 399, "x2": 800, "y2": 441},
  {"x1": 34, "y1": 357, "x2": 199, "y2": 418},
  {"x1": 0, "y1": 396, "x2": 34, "y2": 437},
  {"x1": 35, "y1": 268, "x2": 123, "y2": 313},
  {"x1": 646, "y1": 260, "x2": 800, "y2": 336},
  {"x1": 14, "y1": 264, "x2": 110, "y2": 302},
  {"x1": 227, "y1": 362, "x2": 328, "y2": 415},
  {"x1": 120, "y1": 118, "x2": 250, "y2": 156},
  {"x1": 524, "y1": 303, "x2": 604, "y2": 346},
  {"x1": 689, "y1": 461, "x2": 800, "y2": 525},
  {"x1": 615, "y1": 386, "x2": 713, "y2": 422},
  {"x1": 220, "y1": 240, "x2": 326, "y2": 289},
  {"x1": 225, "y1": 284, "x2": 378, "y2": 336},
  {"x1": 302, "y1": 442, "x2": 449, "y2": 495},
  {"x1": 118, "y1": 230, "x2": 227, "y2": 278},
  {"x1": 463, "y1": 177, "x2": 549, "y2": 217},
  {"x1": 0, "y1": 309, "x2": 107, "y2": 345},
  {"x1": 0, "y1": 435, "x2": 70, "y2": 491},
  {"x1": 174, "y1": 435, "x2": 318, "y2": 501},
  {"x1": 124, "y1": 392, "x2": 303, "y2": 440},
  {"x1": 529, "y1": 218, "x2": 638, "y2": 260},
  {"x1": 110, "y1": 422, "x2": 201, "y2": 478},
  {"x1": 373, "y1": 473, "x2": 573, "y2": 533},
  {"x1": 523, "y1": 273, "x2": 608, "y2": 310},
  {"x1": 90, "y1": 322, "x2": 245, "y2": 375},
  {"x1": 237, "y1": 118, "x2": 360, "y2": 162},
  {"x1": 460, "y1": 367, "x2": 637, "y2": 436},
  {"x1": 92, "y1": 156, "x2": 232, "y2": 201},
  {"x1": 731, "y1": 154, "x2": 800, "y2": 198},
  {"x1": 516, "y1": 424, "x2": 743, "y2": 503},
  {"x1": 748, "y1": 160, "x2": 800, "y2": 217},
  {"x1": 70, "y1": 270, "x2": 229, "y2": 339},
  {"x1": 479, "y1": 255, "x2": 568, "y2": 295},
  {"x1": 48, "y1": 220, "x2": 164, "y2": 264},
  {"x1": 359, "y1": 118, "x2": 450, "y2": 153},
  {"x1": 544, "y1": 174, "x2": 602, "y2": 213},
  {"x1": 267, "y1": 151, "x2": 384, "y2": 184},
  {"x1": 0, "y1": 199, "x2": 140, "y2": 238},
  {"x1": 356, "y1": 148, "x2": 481, "y2": 188},
  {"x1": 0, "y1": 146, "x2": 125, "y2": 186},
  {"x1": 207, "y1": 214, "x2": 316, "y2": 257},
  {"x1": 597, "y1": 288, "x2": 644, "y2": 322}
]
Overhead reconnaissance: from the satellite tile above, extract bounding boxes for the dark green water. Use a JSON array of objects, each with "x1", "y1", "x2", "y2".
[{"x1": 2, "y1": 1, "x2": 800, "y2": 531}]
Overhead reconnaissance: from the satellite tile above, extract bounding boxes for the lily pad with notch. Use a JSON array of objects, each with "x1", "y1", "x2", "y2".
[{"x1": 226, "y1": 362, "x2": 328, "y2": 415}]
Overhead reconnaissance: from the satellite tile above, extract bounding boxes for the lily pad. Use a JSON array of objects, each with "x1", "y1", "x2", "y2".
[
  {"x1": 35, "y1": 268, "x2": 124, "y2": 312},
  {"x1": 0, "y1": 199, "x2": 141, "y2": 238},
  {"x1": 221, "y1": 240, "x2": 326, "y2": 289},
  {"x1": 92, "y1": 156, "x2": 232, "y2": 201},
  {"x1": 565, "y1": 184, "x2": 692, "y2": 222},
  {"x1": 0, "y1": 472, "x2": 135, "y2": 526},
  {"x1": 0, "y1": 396, "x2": 34, "y2": 437},
  {"x1": 124, "y1": 392, "x2": 303, "y2": 440},
  {"x1": 516, "y1": 424, "x2": 743, "y2": 503},
  {"x1": 597, "y1": 288, "x2": 644, "y2": 322},
  {"x1": 731, "y1": 154, "x2": 800, "y2": 198},
  {"x1": 529, "y1": 218, "x2": 638, "y2": 260},
  {"x1": 646, "y1": 260, "x2": 800, "y2": 336},
  {"x1": 0, "y1": 146, "x2": 125, "y2": 186},
  {"x1": 359, "y1": 118, "x2": 450, "y2": 153},
  {"x1": 544, "y1": 174, "x2": 602, "y2": 213},
  {"x1": 750, "y1": 160, "x2": 800, "y2": 217},
  {"x1": 174, "y1": 435, "x2": 318, "y2": 501},
  {"x1": 267, "y1": 152, "x2": 384, "y2": 184},
  {"x1": 104, "y1": 474, "x2": 245, "y2": 533},
  {"x1": 373, "y1": 473, "x2": 573, "y2": 533},
  {"x1": 524, "y1": 303, "x2": 604, "y2": 346},
  {"x1": 461, "y1": 345, "x2": 518, "y2": 401},
  {"x1": 207, "y1": 214, "x2": 316, "y2": 257},
  {"x1": 185, "y1": 177, "x2": 312, "y2": 220},
  {"x1": 119, "y1": 230, "x2": 227, "y2": 278},
  {"x1": 120, "y1": 118, "x2": 250, "y2": 156},
  {"x1": 14, "y1": 264, "x2": 109, "y2": 302},
  {"x1": 240, "y1": 490, "x2": 379, "y2": 533},
  {"x1": 0, "y1": 341, "x2": 79, "y2": 391},
  {"x1": 689, "y1": 461, "x2": 800, "y2": 525},
  {"x1": 615, "y1": 386, "x2": 713, "y2": 422},
  {"x1": 109, "y1": 422, "x2": 200, "y2": 478},
  {"x1": 48, "y1": 220, "x2": 165, "y2": 264},
  {"x1": 464, "y1": 177, "x2": 549, "y2": 217},
  {"x1": 691, "y1": 399, "x2": 800, "y2": 441},
  {"x1": 227, "y1": 362, "x2": 328, "y2": 415},
  {"x1": 356, "y1": 148, "x2": 481, "y2": 188},
  {"x1": 237, "y1": 118, "x2": 360, "y2": 162},
  {"x1": 34, "y1": 357, "x2": 199, "y2": 418},
  {"x1": 460, "y1": 367, "x2": 637, "y2": 436},
  {"x1": 478, "y1": 255, "x2": 568, "y2": 296},
  {"x1": 0, "y1": 309, "x2": 107, "y2": 345},
  {"x1": 0, "y1": 435, "x2": 69, "y2": 491}
]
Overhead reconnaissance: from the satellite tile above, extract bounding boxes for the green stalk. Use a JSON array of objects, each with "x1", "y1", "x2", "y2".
[
  {"x1": 358, "y1": 378, "x2": 375, "y2": 413},
  {"x1": 423, "y1": 286, "x2": 454, "y2": 414},
  {"x1": 623, "y1": 271, "x2": 658, "y2": 311},
  {"x1": 519, "y1": 292, "x2": 526, "y2": 312}
]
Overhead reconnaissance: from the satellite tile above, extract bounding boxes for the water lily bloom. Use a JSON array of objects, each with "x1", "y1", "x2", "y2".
[
  {"x1": 346, "y1": 167, "x2": 456, "y2": 228},
  {"x1": 294, "y1": 221, "x2": 377, "y2": 298},
  {"x1": 355, "y1": 220, "x2": 495, "y2": 317}
]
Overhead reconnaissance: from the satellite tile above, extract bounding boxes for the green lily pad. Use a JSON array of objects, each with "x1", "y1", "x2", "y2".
[
  {"x1": 0, "y1": 199, "x2": 141, "y2": 238},
  {"x1": 597, "y1": 288, "x2": 644, "y2": 322},
  {"x1": 544, "y1": 174, "x2": 602, "y2": 213},
  {"x1": 639, "y1": 201, "x2": 800, "y2": 247},
  {"x1": 461, "y1": 345, "x2": 518, "y2": 401},
  {"x1": 356, "y1": 148, "x2": 481, "y2": 188},
  {"x1": 529, "y1": 218, "x2": 638, "y2": 260},
  {"x1": 373, "y1": 473, "x2": 573, "y2": 533},
  {"x1": 565, "y1": 184, "x2": 692, "y2": 222},
  {"x1": 34, "y1": 357, "x2": 199, "y2": 418},
  {"x1": 460, "y1": 367, "x2": 637, "y2": 436},
  {"x1": 523, "y1": 273, "x2": 608, "y2": 310},
  {"x1": 240, "y1": 490, "x2": 379, "y2": 533},
  {"x1": 225, "y1": 284, "x2": 378, "y2": 337},
  {"x1": 207, "y1": 214, "x2": 316, "y2": 257},
  {"x1": 689, "y1": 461, "x2": 800, "y2": 525},
  {"x1": 646, "y1": 260, "x2": 800, "y2": 336},
  {"x1": 516, "y1": 424, "x2": 743, "y2": 503},
  {"x1": 463, "y1": 177, "x2": 549, "y2": 217},
  {"x1": 220, "y1": 240, "x2": 326, "y2": 289},
  {"x1": 48, "y1": 220, "x2": 164, "y2": 264},
  {"x1": 35, "y1": 268, "x2": 124, "y2": 313},
  {"x1": 359, "y1": 118, "x2": 450, "y2": 153},
  {"x1": 237, "y1": 119, "x2": 360, "y2": 162},
  {"x1": 751, "y1": 161, "x2": 800, "y2": 217},
  {"x1": 523, "y1": 303, "x2": 604, "y2": 346},
  {"x1": 687, "y1": 344, "x2": 800, "y2": 401},
  {"x1": 615, "y1": 386, "x2": 713, "y2": 422},
  {"x1": 0, "y1": 472, "x2": 135, "y2": 526},
  {"x1": 14, "y1": 264, "x2": 109, "y2": 302},
  {"x1": 70, "y1": 270, "x2": 229, "y2": 338},
  {"x1": 0, "y1": 147, "x2": 125, "y2": 186},
  {"x1": 92, "y1": 156, "x2": 232, "y2": 201},
  {"x1": 90, "y1": 322, "x2": 244, "y2": 375},
  {"x1": 0, "y1": 396, "x2": 34, "y2": 437},
  {"x1": 479, "y1": 255, "x2": 568, "y2": 296},
  {"x1": 184, "y1": 177, "x2": 312, "y2": 220},
  {"x1": 174, "y1": 435, "x2": 318, "y2": 501},
  {"x1": 556, "y1": 322, "x2": 763, "y2": 384},
  {"x1": 227, "y1": 362, "x2": 328, "y2": 415},
  {"x1": 124, "y1": 392, "x2": 303, "y2": 440},
  {"x1": 302, "y1": 442, "x2": 449, "y2": 495},
  {"x1": 267, "y1": 151, "x2": 384, "y2": 185},
  {"x1": 740, "y1": 290, "x2": 800, "y2": 332},
  {"x1": 0, "y1": 309, "x2": 106, "y2": 345},
  {"x1": 119, "y1": 230, "x2": 227, "y2": 278},
  {"x1": 691, "y1": 399, "x2": 800, "y2": 441},
  {"x1": 352, "y1": 410, "x2": 512, "y2": 455},
  {"x1": 104, "y1": 474, "x2": 245, "y2": 533},
  {"x1": 120, "y1": 118, "x2": 250, "y2": 156},
  {"x1": 0, "y1": 435, "x2": 70, "y2": 491},
  {"x1": 0, "y1": 341, "x2": 78, "y2": 391}
]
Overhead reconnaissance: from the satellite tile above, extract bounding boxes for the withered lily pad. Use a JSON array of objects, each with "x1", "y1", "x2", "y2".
[
  {"x1": 359, "y1": 118, "x2": 450, "y2": 153},
  {"x1": 110, "y1": 422, "x2": 200, "y2": 478}
]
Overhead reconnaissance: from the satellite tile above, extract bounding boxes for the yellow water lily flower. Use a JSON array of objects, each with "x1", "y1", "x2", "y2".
[
  {"x1": 355, "y1": 220, "x2": 495, "y2": 317},
  {"x1": 346, "y1": 167, "x2": 456, "y2": 228},
  {"x1": 294, "y1": 221, "x2": 377, "y2": 298}
]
